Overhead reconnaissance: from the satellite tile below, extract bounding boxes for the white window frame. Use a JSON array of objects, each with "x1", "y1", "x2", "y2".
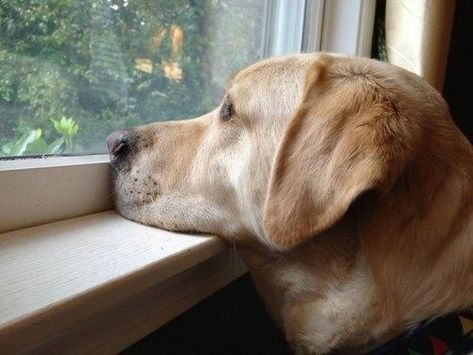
[
  {"x1": 262, "y1": 0, "x2": 308, "y2": 56},
  {"x1": 0, "y1": 0, "x2": 376, "y2": 234},
  {"x1": 319, "y1": 0, "x2": 376, "y2": 56},
  {"x1": 0, "y1": 1, "x2": 377, "y2": 352}
]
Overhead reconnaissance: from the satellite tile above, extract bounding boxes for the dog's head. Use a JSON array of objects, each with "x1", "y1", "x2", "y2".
[{"x1": 108, "y1": 53, "x2": 457, "y2": 248}]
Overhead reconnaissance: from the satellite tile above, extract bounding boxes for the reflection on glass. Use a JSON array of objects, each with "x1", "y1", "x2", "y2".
[{"x1": 0, "y1": 0, "x2": 265, "y2": 156}]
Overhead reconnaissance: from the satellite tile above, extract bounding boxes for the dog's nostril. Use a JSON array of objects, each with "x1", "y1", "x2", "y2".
[{"x1": 107, "y1": 130, "x2": 130, "y2": 159}]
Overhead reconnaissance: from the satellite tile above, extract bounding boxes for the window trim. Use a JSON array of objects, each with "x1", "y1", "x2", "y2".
[
  {"x1": 302, "y1": 0, "x2": 326, "y2": 52},
  {"x1": 0, "y1": 2, "x2": 377, "y2": 351},
  {"x1": 262, "y1": 0, "x2": 308, "y2": 56},
  {"x1": 0, "y1": 155, "x2": 111, "y2": 233},
  {"x1": 319, "y1": 0, "x2": 376, "y2": 56},
  {"x1": 0, "y1": 211, "x2": 246, "y2": 353},
  {"x1": 0, "y1": 0, "x2": 376, "y2": 233}
]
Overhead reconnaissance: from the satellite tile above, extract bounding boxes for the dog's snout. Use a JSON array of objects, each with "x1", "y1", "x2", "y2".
[{"x1": 107, "y1": 130, "x2": 130, "y2": 161}]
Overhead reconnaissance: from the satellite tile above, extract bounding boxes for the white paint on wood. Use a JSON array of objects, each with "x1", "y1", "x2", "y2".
[
  {"x1": 0, "y1": 211, "x2": 243, "y2": 353},
  {"x1": 321, "y1": 0, "x2": 375, "y2": 57},
  {"x1": 22, "y1": 251, "x2": 246, "y2": 354},
  {"x1": 0, "y1": 155, "x2": 112, "y2": 233}
]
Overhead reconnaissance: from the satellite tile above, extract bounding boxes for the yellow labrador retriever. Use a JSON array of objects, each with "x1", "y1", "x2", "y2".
[{"x1": 107, "y1": 53, "x2": 473, "y2": 354}]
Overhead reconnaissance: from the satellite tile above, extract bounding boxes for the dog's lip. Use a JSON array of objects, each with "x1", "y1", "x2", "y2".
[{"x1": 114, "y1": 185, "x2": 161, "y2": 206}]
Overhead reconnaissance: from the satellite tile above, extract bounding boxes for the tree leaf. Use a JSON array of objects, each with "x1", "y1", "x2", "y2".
[
  {"x1": 12, "y1": 129, "x2": 41, "y2": 156},
  {"x1": 46, "y1": 137, "x2": 65, "y2": 154}
]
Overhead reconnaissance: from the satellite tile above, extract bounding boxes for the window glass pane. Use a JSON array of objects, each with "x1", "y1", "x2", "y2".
[{"x1": 0, "y1": 0, "x2": 266, "y2": 156}]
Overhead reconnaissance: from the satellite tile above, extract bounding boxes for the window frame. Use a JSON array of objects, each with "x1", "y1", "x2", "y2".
[
  {"x1": 0, "y1": 210, "x2": 247, "y2": 354},
  {"x1": 0, "y1": 0, "x2": 375, "y2": 234}
]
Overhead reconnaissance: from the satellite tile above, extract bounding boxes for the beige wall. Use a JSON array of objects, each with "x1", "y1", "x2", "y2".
[{"x1": 385, "y1": 0, "x2": 456, "y2": 91}]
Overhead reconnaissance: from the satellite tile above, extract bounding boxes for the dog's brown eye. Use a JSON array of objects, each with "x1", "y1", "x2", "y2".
[{"x1": 219, "y1": 98, "x2": 233, "y2": 121}]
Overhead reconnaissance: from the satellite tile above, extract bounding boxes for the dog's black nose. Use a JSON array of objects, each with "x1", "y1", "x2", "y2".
[{"x1": 107, "y1": 130, "x2": 130, "y2": 161}]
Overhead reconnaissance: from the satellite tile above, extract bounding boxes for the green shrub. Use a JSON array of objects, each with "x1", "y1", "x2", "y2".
[{"x1": 0, "y1": 0, "x2": 264, "y2": 156}]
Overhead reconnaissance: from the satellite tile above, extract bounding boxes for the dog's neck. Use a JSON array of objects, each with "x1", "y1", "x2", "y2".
[
  {"x1": 360, "y1": 136, "x2": 473, "y2": 330},
  {"x1": 235, "y1": 134, "x2": 473, "y2": 352}
]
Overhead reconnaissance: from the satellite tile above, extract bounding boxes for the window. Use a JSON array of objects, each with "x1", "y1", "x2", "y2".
[
  {"x1": 0, "y1": 0, "x2": 375, "y2": 232},
  {"x1": 0, "y1": 0, "x2": 273, "y2": 157},
  {"x1": 0, "y1": 3, "x2": 376, "y2": 350}
]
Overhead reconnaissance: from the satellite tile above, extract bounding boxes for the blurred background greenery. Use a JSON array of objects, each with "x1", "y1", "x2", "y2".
[{"x1": 0, "y1": 0, "x2": 265, "y2": 156}]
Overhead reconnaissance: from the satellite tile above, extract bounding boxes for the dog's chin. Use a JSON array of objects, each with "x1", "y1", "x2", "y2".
[
  {"x1": 114, "y1": 201, "x2": 179, "y2": 232},
  {"x1": 114, "y1": 190, "x2": 241, "y2": 239},
  {"x1": 113, "y1": 192, "x2": 204, "y2": 233},
  {"x1": 114, "y1": 197, "x2": 149, "y2": 225},
  {"x1": 112, "y1": 187, "x2": 161, "y2": 226}
]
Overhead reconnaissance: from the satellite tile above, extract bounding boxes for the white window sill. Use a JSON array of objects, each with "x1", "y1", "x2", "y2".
[{"x1": 0, "y1": 211, "x2": 246, "y2": 354}]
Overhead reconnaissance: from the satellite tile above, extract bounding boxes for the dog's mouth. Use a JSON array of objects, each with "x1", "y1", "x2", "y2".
[{"x1": 111, "y1": 166, "x2": 162, "y2": 209}]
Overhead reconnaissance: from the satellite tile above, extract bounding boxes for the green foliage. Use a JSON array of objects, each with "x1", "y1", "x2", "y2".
[
  {"x1": 1, "y1": 128, "x2": 65, "y2": 156},
  {"x1": 0, "y1": 0, "x2": 264, "y2": 156},
  {"x1": 52, "y1": 117, "x2": 79, "y2": 150},
  {"x1": 1, "y1": 129, "x2": 42, "y2": 156}
]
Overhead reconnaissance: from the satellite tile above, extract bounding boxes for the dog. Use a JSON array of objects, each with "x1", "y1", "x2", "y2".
[{"x1": 107, "y1": 53, "x2": 473, "y2": 354}]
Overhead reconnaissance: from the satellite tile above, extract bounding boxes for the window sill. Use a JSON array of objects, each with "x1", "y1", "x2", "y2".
[
  {"x1": 0, "y1": 155, "x2": 113, "y2": 234},
  {"x1": 0, "y1": 211, "x2": 246, "y2": 354}
]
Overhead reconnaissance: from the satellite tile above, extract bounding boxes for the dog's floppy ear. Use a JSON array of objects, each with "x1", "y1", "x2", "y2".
[{"x1": 263, "y1": 55, "x2": 417, "y2": 247}]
